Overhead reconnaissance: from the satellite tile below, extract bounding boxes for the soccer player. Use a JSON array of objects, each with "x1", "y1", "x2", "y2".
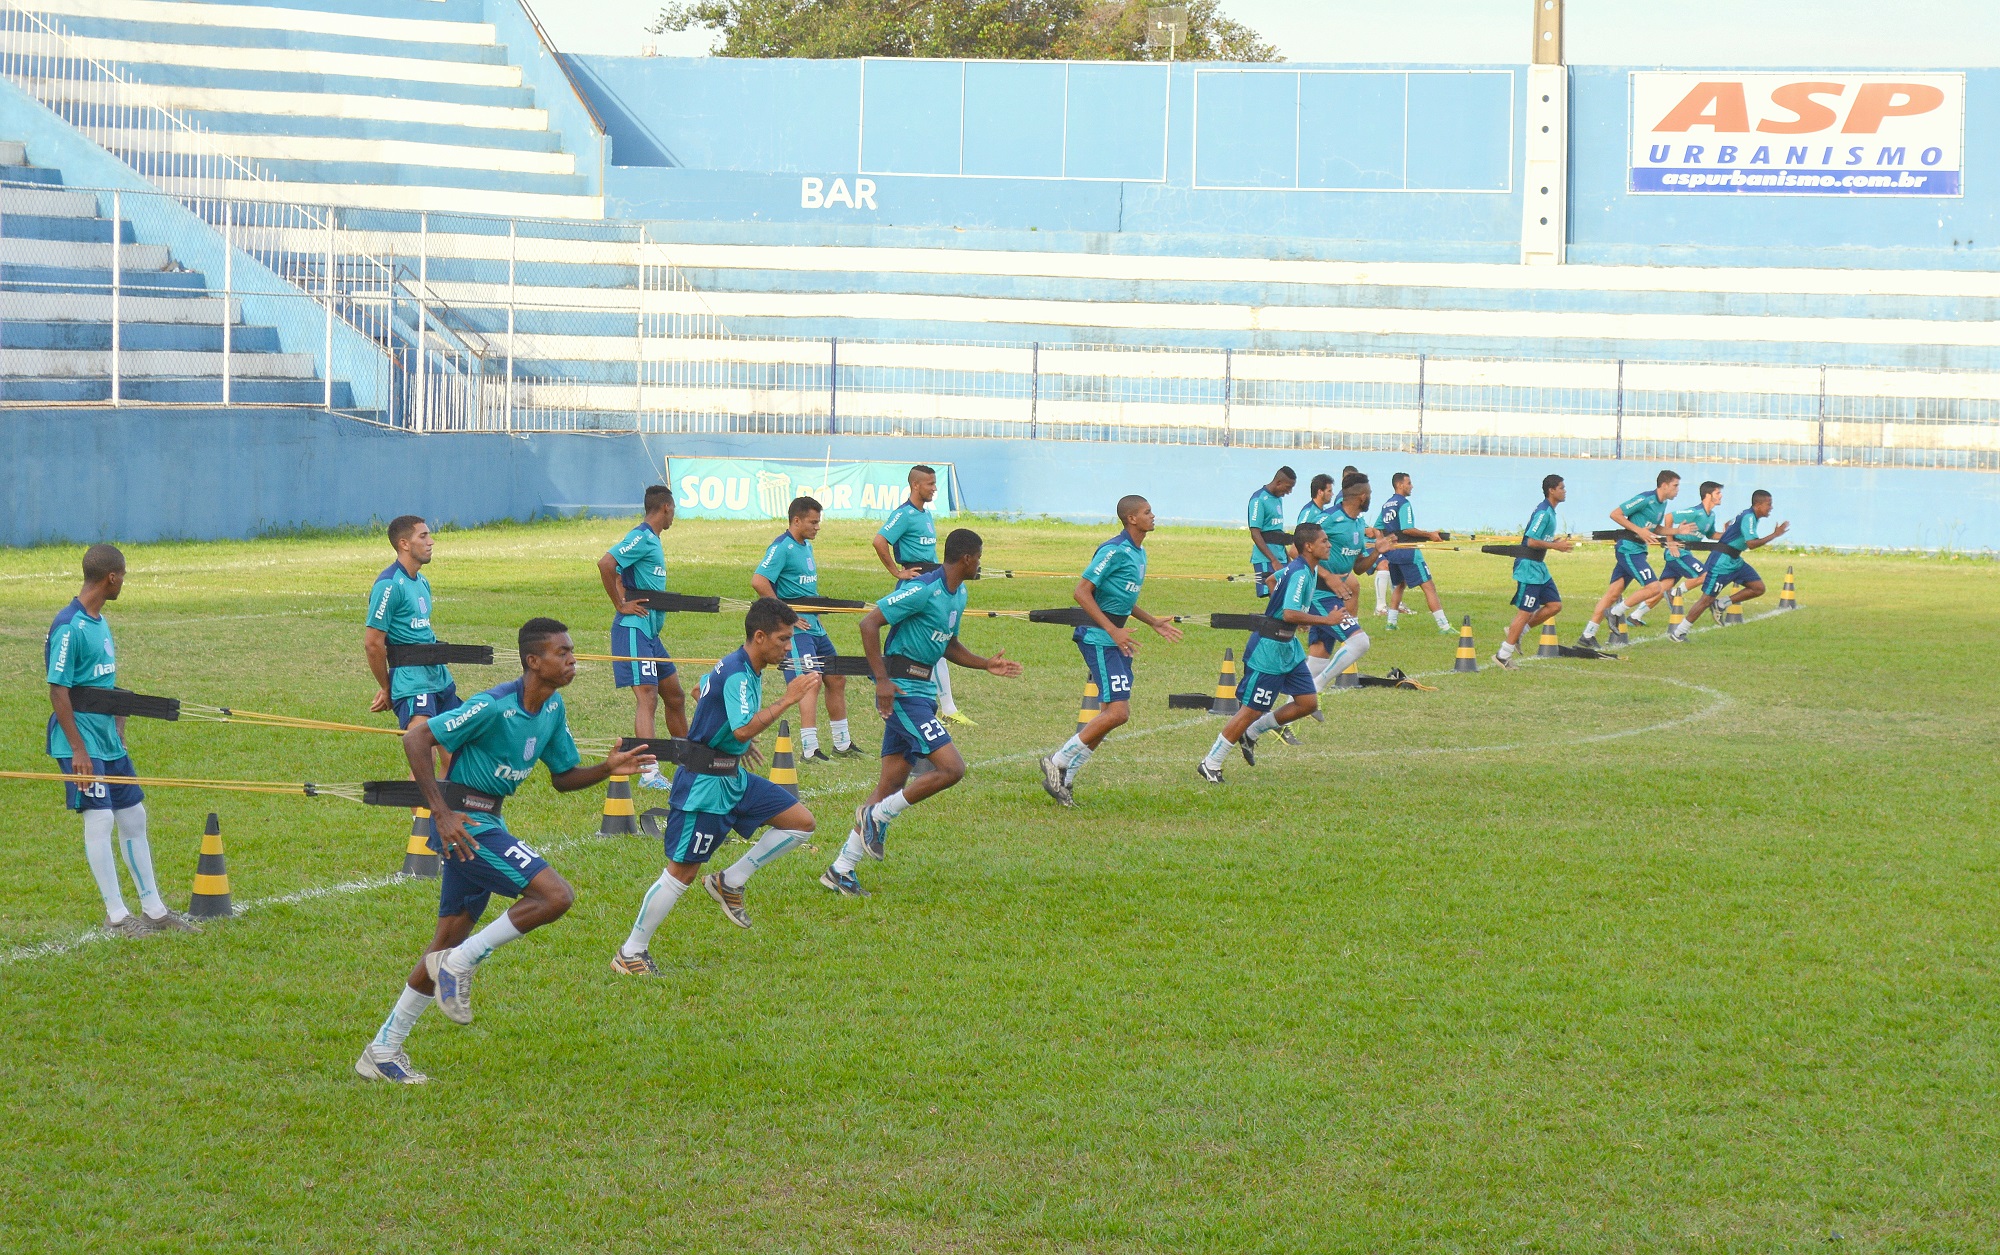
[
  {"x1": 1038, "y1": 495, "x2": 1183, "y2": 807},
  {"x1": 874, "y1": 464, "x2": 968, "y2": 727},
  {"x1": 1246, "y1": 466, "x2": 1295, "y2": 596},
  {"x1": 1197, "y1": 522, "x2": 1343, "y2": 784},
  {"x1": 1581, "y1": 469, "x2": 1681, "y2": 646},
  {"x1": 1493, "y1": 475, "x2": 1576, "y2": 669},
  {"x1": 752, "y1": 495, "x2": 858, "y2": 762},
  {"x1": 45, "y1": 544, "x2": 196, "y2": 938},
  {"x1": 598, "y1": 485, "x2": 688, "y2": 790},
  {"x1": 1673, "y1": 491, "x2": 1790, "y2": 639},
  {"x1": 1635, "y1": 479, "x2": 1724, "y2": 621},
  {"x1": 825, "y1": 530, "x2": 1024, "y2": 894},
  {"x1": 365, "y1": 516, "x2": 459, "y2": 745},
  {"x1": 358, "y1": 618, "x2": 655, "y2": 1084},
  {"x1": 613, "y1": 598, "x2": 824, "y2": 965},
  {"x1": 1295, "y1": 472, "x2": 1335, "y2": 530},
  {"x1": 1312, "y1": 475, "x2": 1396, "y2": 696},
  {"x1": 1375, "y1": 472, "x2": 1453, "y2": 633}
]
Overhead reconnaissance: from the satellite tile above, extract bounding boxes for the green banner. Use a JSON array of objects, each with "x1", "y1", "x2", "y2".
[{"x1": 665, "y1": 457, "x2": 956, "y2": 520}]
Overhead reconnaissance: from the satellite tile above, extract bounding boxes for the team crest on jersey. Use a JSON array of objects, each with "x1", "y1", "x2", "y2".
[{"x1": 522, "y1": 736, "x2": 538, "y2": 762}]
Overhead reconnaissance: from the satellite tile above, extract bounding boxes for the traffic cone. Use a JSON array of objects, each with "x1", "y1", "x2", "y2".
[
  {"x1": 1076, "y1": 681, "x2": 1101, "y2": 736},
  {"x1": 1335, "y1": 659, "x2": 1359, "y2": 689},
  {"x1": 1537, "y1": 622, "x2": 1560, "y2": 657},
  {"x1": 1668, "y1": 590, "x2": 1685, "y2": 632},
  {"x1": 187, "y1": 812, "x2": 233, "y2": 918},
  {"x1": 597, "y1": 775, "x2": 638, "y2": 837},
  {"x1": 768, "y1": 720, "x2": 799, "y2": 796},
  {"x1": 1608, "y1": 608, "x2": 1630, "y2": 647},
  {"x1": 1778, "y1": 566, "x2": 1798, "y2": 610},
  {"x1": 1724, "y1": 600, "x2": 1745, "y2": 625},
  {"x1": 1453, "y1": 615, "x2": 1479, "y2": 672},
  {"x1": 1209, "y1": 648, "x2": 1240, "y2": 716},
  {"x1": 400, "y1": 807, "x2": 439, "y2": 878}
]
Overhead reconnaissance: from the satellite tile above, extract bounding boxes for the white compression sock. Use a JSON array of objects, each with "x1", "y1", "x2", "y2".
[
  {"x1": 373, "y1": 985, "x2": 431, "y2": 1053},
  {"x1": 1328, "y1": 631, "x2": 1372, "y2": 677},
  {"x1": 114, "y1": 805, "x2": 167, "y2": 918},
  {"x1": 1053, "y1": 734, "x2": 1090, "y2": 770},
  {"x1": 722, "y1": 828, "x2": 809, "y2": 891},
  {"x1": 871, "y1": 791, "x2": 911, "y2": 823},
  {"x1": 1246, "y1": 711, "x2": 1279, "y2": 739},
  {"x1": 1203, "y1": 734, "x2": 1232, "y2": 769},
  {"x1": 1306, "y1": 655, "x2": 1332, "y2": 683},
  {"x1": 450, "y1": 911, "x2": 523, "y2": 969},
  {"x1": 829, "y1": 718, "x2": 851, "y2": 751},
  {"x1": 833, "y1": 830, "x2": 867, "y2": 876},
  {"x1": 1386, "y1": 607, "x2": 1400, "y2": 627},
  {"x1": 622, "y1": 871, "x2": 690, "y2": 956},
  {"x1": 1433, "y1": 609, "x2": 1450, "y2": 629},
  {"x1": 1374, "y1": 567, "x2": 1390, "y2": 611},
  {"x1": 934, "y1": 663, "x2": 957, "y2": 717},
  {"x1": 82, "y1": 809, "x2": 129, "y2": 922},
  {"x1": 799, "y1": 726, "x2": 820, "y2": 757}
]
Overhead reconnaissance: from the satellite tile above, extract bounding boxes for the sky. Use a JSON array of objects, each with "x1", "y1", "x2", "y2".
[{"x1": 535, "y1": 0, "x2": 2000, "y2": 65}]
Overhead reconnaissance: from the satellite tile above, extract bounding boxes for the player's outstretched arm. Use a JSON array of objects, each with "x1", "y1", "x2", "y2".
[
  {"x1": 1132, "y1": 606, "x2": 1183, "y2": 643},
  {"x1": 944, "y1": 638, "x2": 1022, "y2": 678},
  {"x1": 1745, "y1": 521, "x2": 1790, "y2": 549},
  {"x1": 551, "y1": 742, "x2": 658, "y2": 794}
]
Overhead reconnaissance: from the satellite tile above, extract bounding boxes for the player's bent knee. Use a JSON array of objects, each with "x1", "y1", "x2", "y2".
[
  {"x1": 525, "y1": 868, "x2": 574, "y2": 917},
  {"x1": 1099, "y1": 702, "x2": 1131, "y2": 729},
  {"x1": 773, "y1": 803, "x2": 814, "y2": 833}
]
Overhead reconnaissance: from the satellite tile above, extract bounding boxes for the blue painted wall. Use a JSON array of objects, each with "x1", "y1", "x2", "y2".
[{"x1": 4, "y1": 410, "x2": 1993, "y2": 553}]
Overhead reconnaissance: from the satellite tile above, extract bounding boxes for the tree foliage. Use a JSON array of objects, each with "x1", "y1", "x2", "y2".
[{"x1": 650, "y1": 0, "x2": 1281, "y2": 62}]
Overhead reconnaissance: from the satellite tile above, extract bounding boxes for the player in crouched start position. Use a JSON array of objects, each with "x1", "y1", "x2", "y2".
[
  {"x1": 824, "y1": 529, "x2": 1022, "y2": 896},
  {"x1": 1197, "y1": 522, "x2": 1345, "y2": 784},
  {"x1": 613, "y1": 598, "x2": 822, "y2": 967},
  {"x1": 358, "y1": 618, "x2": 656, "y2": 1084}
]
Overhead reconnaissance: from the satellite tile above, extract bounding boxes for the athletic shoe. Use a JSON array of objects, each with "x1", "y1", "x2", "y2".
[
  {"x1": 637, "y1": 770, "x2": 673, "y2": 791},
  {"x1": 1712, "y1": 598, "x2": 1731, "y2": 626},
  {"x1": 1628, "y1": 610, "x2": 1649, "y2": 626},
  {"x1": 1666, "y1": 625, "x2": 1690, "y2": 643},
  {"x1": 1310, "y1": 703, "x2": 1325, "y2": 723},
  {"x1": 1196, "y1": 761, "x2": 1225, "y2": 785},
  {"x1": 830, "y1": 743, "x2": 866, "y2": 758},
  {"x1": 1373, "y1": 607, "x2": 1388, "y2": 617},
  {"x1": 1384, "y1": 620, "x2": 1399, "y2": 632},
  {"x1": 858, "y1": 803, "x2": 890, "y2": 861},
  {"x1": 1437, "y1": 623, "x2": 1457, "y2": 635},
  {"x1": 425, "y1": 950, "x2": 474, "y2": 1025},
  {"x1": 703, "y1": 873, "x2": 751, "y2": 929},
  {"x1": 136, "y1": 909, "x2": 202, "y2": 935},
  {"x1": 1038, "y1": 755, "x2": 1075, "y2": 808},
  {"x1": 610, "y1": 948, "x2": 659, "y2": 976},
  {"x1": 1277, "y1": 726, "x2": 1302, "y2": 747},
  {"x1": 1238, "y1": 734, "x2": 1258, "y2": 767},
  {"x1": 1575, "y1": 632, "x2": 1598, "y2": 647},
  {"x1": 802, "y1": 748, "x2": 833, "y2": 763},
  {"x1": 103, "y1": 913, "x2": 147, "y2": 939},
  {"x1": 1491, "y1": 651, "x2": 1518, "y2": 670},
  {"x1": 820, "y1": 866, "x2": 870, "y2": 897},
  {"x1": 942, "y1": 710, "x2": 977, "y2": 727},
  {"x1": 355, "y1": 1046, "x2": 428, "y2": 1084}
]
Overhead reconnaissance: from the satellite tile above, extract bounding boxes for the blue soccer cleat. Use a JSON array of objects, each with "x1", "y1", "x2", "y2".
[
  {"x1": 819, "y1": 865, "x2": 870, "y2": 897},
  {"x1": 858, "y1": 802, "x2": 890, "y2": 861},
  {"x1": 424, "y1": 949, "x2": 475, "y2": 1025}
]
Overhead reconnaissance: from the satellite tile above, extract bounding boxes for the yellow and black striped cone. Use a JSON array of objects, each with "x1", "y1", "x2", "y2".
[
  {"x1": 1453, "y1": 615, "x2": 1479, "y2": 672},
  {"x1": 1779, "y1": 565, "x2": 1798, "y2": 610},
  {"x1": 1209, "y1": 648, "x2": 1241, "y2": 716},
  {"x1": 769, "y1": 719, "x2": 799, "y2": 796},
  {"x1": 1607, "y1": 612, "x2": 1630, "y2": 647},
  {"x1": 1723, "y1": 600, "x2": 1744, "y2": 625},
  {"x1": 597, "y1": 774, "x2": 638, "y2": 837},
  {"x1": 1536, "y1": 622, "x2": 1561, "y2": 657},
  {"x1": 1335, "y1": 658, "x2": 1360, "y2": 689},
  {"x1": 1076, "y1": 681, "x2": 1101, "y2": 736},
  {"x1": 188, "y1": 812, "x2": 233, "y2": 919},
  {"x1": 400, "y1": 807, "x2": 440, "y2": 878},
  {"x1": 1668, "y1": 590, "x2": 1685, "y2": 631}
]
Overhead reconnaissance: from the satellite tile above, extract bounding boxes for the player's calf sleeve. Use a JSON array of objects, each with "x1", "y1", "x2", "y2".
[
  {"x1": 82, "y1": 808, "x2": 128, "y2": 921},
  {"x1": 722, "y1": 828, "x2": 808, "y2": 890},
  {"x1": 373, "y1": 986, "x2": 431, "y2": 1053},
  {"x1": 622, "y1": 870, "x2": 689, "y2": 956},
  {"x1": 1373, "y1": 567, "x2": 1390, "y2": 609},
  {"x1": 113, "y1": 805, "x2": 167, "y2": 917},
  {"x1": 1330, "y1": 631, "x2": 1371, "y2": 675},
  {"x1": 1246, "y1": 711, "x2": 1280, "y2": 739}
]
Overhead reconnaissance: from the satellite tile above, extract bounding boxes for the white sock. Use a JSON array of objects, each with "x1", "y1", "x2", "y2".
[
  {"x1": 1580, "y1": 620, "x2": 1598, "y2": 638},
  {"x1": 833, "y1": 830, "x2": 866, "y2": 876},
  {"x1": 722, "y1": 828, "x2": 808, "y2": 890},
  {"x1": 1628, "y1": 606, "x2": 1648, "y2": 624},
  {"x1": 934, "y1": 663, "x2": 957, "y2": 717},
  {"x1": 1052, "y1": 734, "x2": 1091, "y2": 770},
  {"x1": 114, "y1": 805, "x2": 167, "y2": 918},
  {"x1": 1497, "y1": 640, "x2": 1518, "y2": 659},
  {"x1": 871, "y1": 790, "x2": 910, "y2": 823},
  {"x1": 829, "y1": 718, "x2": 850, "y2": 751},
  {"x1": 1373, "y1": 567, "x2": 1390, "y2": 610},
  {"x1": 1386, "y1": 608, "x2": 1399, "y2": 627},
  {"x1": 1433, "y1": 609, "x2": 1449, "y2": 629},
  {"x1": 82, "y1": 809, "x2": 129, "y2": 922},
  {"x1": 373, "y1": 985, "x2": 431, "y2": 1053},
  {"x1": 622, "y1": 870, "x2": 690, "y2": 956},
  {"x1": 1306, "y1": 655, "x2": 1332, "y2": 682},
  {"x1": 1246, "y1": 711, "x2": 1279, "y2": 739},
  {"x1": 1329, "y1": 631, "x2": 1371, "y2": 676},
  {"x1": 450, "y1": 911, "x2": 523, "y2": 970},
  {"x1": 800, "y1": 726, "x2": 819, "y2": 756},
  {"x1": 1202, "y1": 734, "x2": 1231, "y2": 769}
]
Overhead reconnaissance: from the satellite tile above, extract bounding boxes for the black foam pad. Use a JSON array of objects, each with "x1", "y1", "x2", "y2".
[
  {"x1": 629, "y1": 590, "x2": 722, "y2": 613},
  {"x1": 67, "y1": 687, "x2": 180, "y2": 720}
]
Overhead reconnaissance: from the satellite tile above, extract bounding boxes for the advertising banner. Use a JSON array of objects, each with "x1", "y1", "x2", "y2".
[
  {"x1": 666, "y1": 457, "x2": 957, "y2": 520},
  {"x1": 1629, "y1": 72, "x2": 1964, "y2": 196}
]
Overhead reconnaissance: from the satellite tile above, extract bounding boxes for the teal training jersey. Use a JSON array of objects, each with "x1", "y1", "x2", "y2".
[
  {"x1": 1246, "y1": 559, "x2": 1314, "y2": 675},
  {"x1": 1614, "y1": 489, "x2": 1673, "y2": 556},
  {"x1": 877, "y1": 502, "x2": 938, "y2": 568},
  {"x1": 1513, "y1": 499, "x2": 1559, "y2": 585},
  {"x1": 1669, "y1": 503, "x2": 1717, "y2": 558},
  {"x1": 877, "y1": 568, "x2": 967, "y2": 700},
  {"x1": 1320, "y1": 506, "x2": 1371, "y2": 612},
  {"x1": 754, "y1": 531, "x2": 825, "y2": 635},
  {"x1": 1295, "y1": 500, "x2": 1330, "y2": 529},
  {"x1": 430, "y1": 679, "x2": 582, "y2": 837},
  {"x1": 365, "y1": 562, "x2": 452, "y2": 701},
  {"x1": 1709, "y1": 507, "x2": 1761, "y2": 575},
  {"x1": 1375, "y1": 493, "x2": 1415, "y2": 536},
  {"x1": 1247, "y1": 488, "x2": 1286, "y2": 564},
  {"x1": 679, "y1": 649, "x2": 766, "y2": 814},
  {"x1": 609, "y1": 524, "x2": 668, "y2": 636},
  {"x1": 1078, "y1": 530, "x2": 1148, "y2": 647},
  {"x1": 44, "y1": 598, "x2": 124, "y2": 760}
]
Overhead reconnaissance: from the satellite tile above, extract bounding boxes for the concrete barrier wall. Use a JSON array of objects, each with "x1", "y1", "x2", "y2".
[{"x1": 4, "y1": 409, "x2": 1995, "y2": 553}]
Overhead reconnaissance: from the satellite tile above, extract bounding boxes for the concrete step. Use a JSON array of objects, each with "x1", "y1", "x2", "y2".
[
  {"x1": 59, "y1": 30, "x2": 523, "y2": 88},
  {"x1": 0, "y1": 320, "x2": 284, "y2": 352},
  {"x1": 48, "y1": 14, "x2": 510, "y2": 65},
  {"x1": 0, "y1": 237, "x2": 172, "y2": 271},
  {"x1": 91, "y1": 127, "x2": 577, "y2": 176},
  {"x1": 151, "y1": 175, "x2": 602, "y2": 220},
  {"x1": 0, "y1": 212, "x2": 139, "y2": 243},
  {"x1": 0, "y1": 163, "x2": 65, "y2": 185},
  {"x1": 0, "y1": 376, "x2": 352, "y2": 404},
  {"x1": 0, "y1": 347, "x2": 317, "y2": 378},
  {"x1": 0, "y1": 289, "x2": 239, "y2": 324},
  {"x1": 0, "y1": 185, "x2": 97, "y2": 217},
  {"x1": 2, "y1": 265, "x2": 209, "y2": 294},
  {"x1": 19, "y1": 74, "x2": 547, "y2": 130},
  {"x1": 26, "y1": 0, "x2": 498, "y2": 46}
]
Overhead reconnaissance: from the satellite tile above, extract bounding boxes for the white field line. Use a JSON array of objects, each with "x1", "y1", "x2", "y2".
[{"x1": 0, "y1": 608, "x2": 1795, "y2": 968}]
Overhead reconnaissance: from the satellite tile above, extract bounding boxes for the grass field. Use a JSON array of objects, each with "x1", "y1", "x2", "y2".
[{"x1": 2, "y1": 516, "x2": 1995, "y2": 1253}]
